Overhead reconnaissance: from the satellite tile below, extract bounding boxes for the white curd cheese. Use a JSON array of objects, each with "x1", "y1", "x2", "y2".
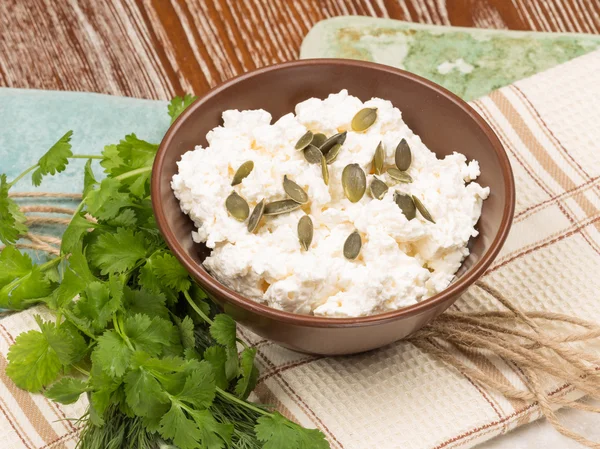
[{"x1": 171, "y1": 90, "x2": 489, "y2": 317}]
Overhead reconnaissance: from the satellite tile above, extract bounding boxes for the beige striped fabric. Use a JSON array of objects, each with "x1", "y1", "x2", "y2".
[{"x1": 2, "y1": 49, "x2": 600, "y2": 449}]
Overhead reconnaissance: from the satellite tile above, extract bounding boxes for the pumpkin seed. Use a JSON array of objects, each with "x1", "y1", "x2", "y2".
[
  {"x1": 342, "y1": 163, "x2": 366, "y2": 203},
  {"x1": 231, "y1": 160, "x2": 254, "y2": 186},
  {"x1": 264, "y1": 199, "x2": 302, "y2": 216},
  {"x1": 297, "y1": 215, "x2": 313, "y2": 251},
  {"x1": 312, "y1": 133, "x2": 327, "y2": 148},
  {"x1": 320, "y1": 154, "x2": 329, "y2": 185},
  {"x1": 412, "y1": 195, "x2": 435, "y2": 223},
  {"x1": 393, "y1": 191, "x2": 416, "y2": 220},
  {"x1": 247, "y1": 199, "x2": 265, "y2": 233},
  {"x1": 351, "y1": 108, "x2": 377, "y2": 132},
  {"x1": 320, "y1": 131, "x2": 347, "y2": 154},
  {"x1": 369, "y1": 177, "x2": 388, "y2": 200},
  {"x1": 283, "y1": 175, "x2": 309, "y2": 204},
  {"x1": 395, "y1": 138, "x2": 412, "y2": 171},
  {"x1": 295, "y1": 130, "x2": 314, "y2": 150},
  {"x1": 225, "y1": 191, "x2": 249, "y2": 221},
  {"x1": 372, "y1": 141, "x2": 384, "y2": 175},
  {"x1": 325, "y1": 143, "x2": 342, "y2": 164},
  {"x1": 303, "y1": 144, "x2": 322, "y2": 164},
  {"x1": 387, "y1": 167, "x2": 413, "y2": 183},
  {"x1": 343, "y1": 231, "x2": 362, "y2": 260}
]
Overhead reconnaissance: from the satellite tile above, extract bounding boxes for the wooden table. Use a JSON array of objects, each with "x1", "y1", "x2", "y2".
[{"x1": 1, "y1": 0, "x2": 599, "y2": 100}]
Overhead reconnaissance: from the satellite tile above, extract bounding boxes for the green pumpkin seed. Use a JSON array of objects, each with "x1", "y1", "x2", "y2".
[
  {"x1": 369, "y1": 177, "x2": 389, "y2": 200},
  {"x1": 387, "y1": 167, "x2": 413, "y2": 183},
  {"x1": 225, "y1": 191, "x2": 249, "y2": 221},
  {"x1": 395, "y1": 139, "x2": 412, "y2": 171},
  {"x1": 247, "y1": 199, "x2": 265, "y2": 233},
  {"x1": 231, "y1": 161, "x2": 254, "y2": 186},
  {"x1": 320, "y1": 131, "x2": 347, "y2": 155},
  {"x1": 303, "y1": 144, "x2": 322, "y2": 164},
  {"x1": 264, "y1": 199, "x2": 302, "y2": 216},
  {"x1": 351, "y1": 108, "x2": 377, "y2": 132},
  {"x1": 312, "y1": 133, "x2": 327, "y2": 148},
  {"x1": 342, "y1": 163, "x2": 366, "y2": 203},
  {"x1": 412, "y1": 195, "x2": 435, "y2": 223},
  {"x1": 372, "y1": 141, "x2": 384, "y2": 175},
  {"x1": 393, "y1": 191, "x2": 416, "y2": 220},
  {"x1": 320, "y1": 154, "x2": 329, "y2": 185},
  {"x1": 343, "y1": 231, "x2": 362, "y2": 260},
  {"x1": 325, "y1": 143, "x2": 342, "y2": 164},
  {"x1": 283, "y1": 175, "x2": 309, "y2": 204},
  {"x1": 297, "y1": 215, "x2": 313, "y2": 251},
  {"x1": 295, "y1": 130, "x2": 314, "y2": 150}
]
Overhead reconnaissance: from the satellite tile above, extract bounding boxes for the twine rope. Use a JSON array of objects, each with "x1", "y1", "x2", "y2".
[
  {"x1": 4, "y1": 192, "x2": 600, "y2": 447},
  {"x1": 409, "y1": 280, "x2": 600, "y2": 448}
]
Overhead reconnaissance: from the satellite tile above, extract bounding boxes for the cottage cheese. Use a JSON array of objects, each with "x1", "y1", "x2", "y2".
[{"x1": 171, "y1": 90, "x2": 489, "y2": 317}]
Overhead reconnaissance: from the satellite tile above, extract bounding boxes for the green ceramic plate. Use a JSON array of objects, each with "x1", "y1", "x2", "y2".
[{"x1": 301, "y1": 16, "x2": 600, "y2": 100}]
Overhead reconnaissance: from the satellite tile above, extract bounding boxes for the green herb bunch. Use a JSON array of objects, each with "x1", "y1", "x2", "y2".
[{"x1": 0, "y1": 95, "x2": 329, "y2": 449}]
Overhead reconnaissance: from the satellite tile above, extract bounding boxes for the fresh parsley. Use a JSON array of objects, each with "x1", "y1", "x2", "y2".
[
  {"x1": 0, "y1": 98, "x2": 330, "y2": 449},
  {"x1": 168, "y1": 94, "x2": 198, "y2": 124}
]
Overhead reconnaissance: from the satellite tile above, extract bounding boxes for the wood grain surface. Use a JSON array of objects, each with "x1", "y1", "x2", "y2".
[{"x1": 1, "y1": 0, "x2": 599, "y2": 100}]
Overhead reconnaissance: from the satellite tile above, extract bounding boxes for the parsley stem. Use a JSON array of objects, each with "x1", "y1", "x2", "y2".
[
  {"x1": 113, "y1": 315, "x2": 135, "y2": 351},
  {"x1": 0, "y1": 257, "x2": 62, "y2": 309},
  {"x1": 8, "y1": 164, "x2": 38, "y2": 188},
  {"x1": 183, "y1": 290, "x2": 214, "y2": 325},
  {"x1": 115, "y1": 166, "x2": 152, "y2": 182},
  {"x1": 69, "y1": 155, "x2": 103, "y2": 160},
  {"x1": 73, "y1": 364, "x2": 90, "y2": 377},
  {"x1": 216, "y1": 387, "x2": 270, "y2": 416},
  {"x1": 38, "y1": 255, "x2": 65, "y2": 272}
]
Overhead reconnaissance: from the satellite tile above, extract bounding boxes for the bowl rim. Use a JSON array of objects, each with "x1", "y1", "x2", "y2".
[{"x1": 151, "y1": 58, "x2": 515, "y2": 328}]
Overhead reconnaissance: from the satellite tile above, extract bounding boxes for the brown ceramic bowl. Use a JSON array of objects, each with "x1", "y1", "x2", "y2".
[{"x1": 152, "y1": 59, "x2": 515, "y2": 355}]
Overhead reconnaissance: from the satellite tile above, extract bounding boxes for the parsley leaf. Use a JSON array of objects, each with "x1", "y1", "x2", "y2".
[
  {"x1": 176, "y1": 362, "x2": 215, "y2": 410},
  {"x1": 0, "y1": 245, "x2": 32, "y2": 287},
  {"x1": 256, "y1": 413, "x2": 301, "y2": 449},
  {"x1": 168, "y1": 95, "x2": 197, "y2": 124},
  {"x1": 124, "y1": 314, "x2": 178, "y2": 357},
  {"x1": 61, "y1": 213, "x2": 97, "y2": 254},
  {"x1": 6, "y1": 317, "x2": 75, "y2": 391},
  {"x1": 86, "y1": 178, "x2": 133, "y2": 221},
  {"x1": 67, "y1": 241, "x2": 96, "y2": 283},
  {"x1": 153, "y1": 253, "x2": 192, "y2": 293},
  {"x1": 32, "y1": 131, "x2": 73, "y2": 186},
  {"x1": 210, "y1": 314, "x2": 237, "y2": 348},
  {"x1": 256, "y1": 413, "x2": 330, "y2": 449},
  {"x1": 100, "y1": 144, "x2": 123, "y2": 175},
  {"x1": 193, "y1": 410, "x2": 234, "y2": 449},
  {"x1": 210, "y1": 314, "x2": 239, "y2": 379},
  {"x1": 159, "y1": 403, "x2": 202, "y2": 449},
  {"x1": 50, "y1": 266, "x2": 86, "y2": 310},
  {"x1": 91, "y1": 330, "x2": 132, "y2": 378},
  {"x1": 106, "y1": 208, "x2": 137, "y2": 227},
  {"x1": 45, "y1": 377, "x2": 87, "y2": 404},
  {"x1": 203, "y1": 346, "x2": 228, "y2": 390},
  {"x1": 83, "y1": 159, "x2": 98, "y2": 198},
  {"x1": 124, "y1": 357, "x2": 170, "y2": 417},
  {"x1": 176, "y1": 316, "x2": 196, "y2": 350},
  {"x1": 123, "y1": 286, "x2": 169, "y2": 320},
  {"x1": 0, "y1": 252, "x2": 54, "y2": 310},
  {"x1": 297, "y1": 427, "x2": 331, "y2": 449},
  {"x1": 0, "y1": 174, "x2": 28, "y2": 245},
  {"x1": 89, "y1": 228, "x2": 148, "y2": 275},
  {"x1": 114, "y1": 134, "x2": 158, "y2": 175},
  {"x1": 74, "y1": 282, "x2": 121, "y2": 333},
  {"x1": 235, "y1": 347, "x2": 259, "y2": 399}
]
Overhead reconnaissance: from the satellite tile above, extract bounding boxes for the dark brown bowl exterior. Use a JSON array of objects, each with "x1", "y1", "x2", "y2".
[{"x1": 152, "y1": 59, "x2": 515, "y2": 355}]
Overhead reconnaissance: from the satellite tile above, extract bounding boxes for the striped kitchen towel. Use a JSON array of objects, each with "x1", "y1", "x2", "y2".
[{"x1": 2, "y1": 49, "x2": 600, "y2": 449}]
